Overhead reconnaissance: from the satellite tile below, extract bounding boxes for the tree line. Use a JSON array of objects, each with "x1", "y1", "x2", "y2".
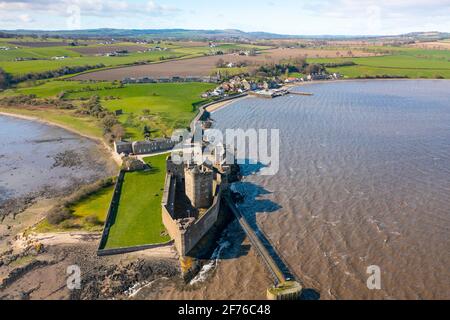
[{"x1": 251, "y1": 57, "x2": 326, "y2": 78}]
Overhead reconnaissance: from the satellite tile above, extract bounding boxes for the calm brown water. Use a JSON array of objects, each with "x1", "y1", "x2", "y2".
[{"x1": 205, "y1": 80, "x2": 450, "y2": 300}]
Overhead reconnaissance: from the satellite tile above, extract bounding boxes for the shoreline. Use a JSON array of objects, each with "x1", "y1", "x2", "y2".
[
  {"x1": 205, "y1": 95, "x2": 249, "y2": 113},
  {"x1": 0, "y1": 110, "x2": 122, "y2": 167}
]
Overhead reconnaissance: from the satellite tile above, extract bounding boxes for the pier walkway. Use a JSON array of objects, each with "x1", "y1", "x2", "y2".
[{"x1": 223, "y1": 194, "x2": 302, "y2": 299}]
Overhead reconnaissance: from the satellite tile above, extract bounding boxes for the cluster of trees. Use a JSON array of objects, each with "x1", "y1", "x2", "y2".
[
  {"x1": 0, "y1": 32, "x2": 19, "y2": 39},
  {"x1": 252, "y1": 63, "x2": 295, "y2": 77},
  {"x1": 355, "y1": 74, "x2": 409, "y2": 79},
  {"x1": 216, "y1": 59, "x2": 249, "y2": 68},
  {"x1": 63, "y1": 84, "x2": 123, "y2": 96},
  {"x1": 251, "y1": 57, "x2": 326, "y2": 78},
  {"x1": 76, "y1": 95, "x2": 125, "y2": 142},
  {"x1": 321, "y1": 61, "x2": 356, "y2": 68},
  {"x1": 159, "y1": 55, "x2": 179, "y2": 61},
  {"x1": 303, "y1": 63, "x2": 326, "y2": 75},
  {"x1": 10, "y1": 64, "x2": 106, "y2": 84},
  {"x1": 0, "y1": 94, "x2": 75, "y2": 109},
  {"x1": 229, "y1": 48, "x2": 258, "y2": 56},
  {"x1": 0, "y1": 68, "x2": 12, "y2": 89}
]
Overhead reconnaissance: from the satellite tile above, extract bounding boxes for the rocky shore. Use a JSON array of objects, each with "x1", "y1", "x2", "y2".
[{"x1": 0, "y1": 231, "x2": 178, "y2": 300}]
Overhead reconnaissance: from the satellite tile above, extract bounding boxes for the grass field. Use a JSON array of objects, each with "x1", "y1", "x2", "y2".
[
  {"x1": 66, "y1": 82, "x2": 216, "y2": 139},
  {"x1": 0, "y1": 50, "x2": 187, "y2": 76},
  {"x1": 308, "y1": 48, "x2": 450, "y2": 79},
  {"x1": 103, "y1": 154, "x2": 170, "y2": 249},
  {"x1": 1, "y1": 80, "x2": 118, "y2": 98},
  {"x1": 0, "y1": 46, "x2": 81, "y2": 61}
]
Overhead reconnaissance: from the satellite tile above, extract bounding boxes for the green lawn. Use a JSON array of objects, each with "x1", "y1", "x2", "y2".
[{"x1": 103, "y1": 154, "x2": 170, "y2": 249}]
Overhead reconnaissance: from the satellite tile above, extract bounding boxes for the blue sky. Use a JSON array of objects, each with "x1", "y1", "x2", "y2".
[{"x1": 0, "y1": 0, "x2": 449, "y2": 35}]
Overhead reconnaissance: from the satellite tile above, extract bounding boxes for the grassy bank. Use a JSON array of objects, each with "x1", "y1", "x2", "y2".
[
  {"x1": 0, "y1": 107, "x2": 104, "y2": 139},
  {"x1": 35, "y1": 185, "x2": 115, "y2": 233},
  {"x1": 103, "y1": 154, "x2": 170, "y2": 248}
]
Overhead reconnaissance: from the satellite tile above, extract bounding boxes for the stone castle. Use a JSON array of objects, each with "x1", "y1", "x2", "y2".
[{"x1": 161, "y1": 142, "x2": 235, "y2": 257}]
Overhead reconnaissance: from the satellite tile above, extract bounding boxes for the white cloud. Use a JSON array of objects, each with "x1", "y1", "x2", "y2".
[
  {"x1": 19, "y1": 13, "x2": 33, "y2": 23},
  {"x1": 0, "y1": 0, "x2": 179, "y2": 19}
]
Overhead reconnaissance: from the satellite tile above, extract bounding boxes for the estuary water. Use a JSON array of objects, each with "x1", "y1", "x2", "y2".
[
  {"x1": 0, "y1": 115, "x2": 114, "y2": 210},
  {"x1": 210, "y1": 80, "x2": 450, "y2": 299}
]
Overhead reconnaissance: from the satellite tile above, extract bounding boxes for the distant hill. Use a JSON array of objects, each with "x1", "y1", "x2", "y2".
[{"x1": 1, "y1": 28, "x2": 449, "y2": 41}]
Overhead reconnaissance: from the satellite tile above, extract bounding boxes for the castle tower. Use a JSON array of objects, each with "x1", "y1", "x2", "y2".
[{"x1": 184, "y1": 165, "x2": 214, "y2": 209}]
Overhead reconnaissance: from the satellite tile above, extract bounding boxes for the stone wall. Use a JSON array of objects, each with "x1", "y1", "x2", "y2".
[
  {"x1": 97, "y1": 170, "x2": 126, "y2": 252},
  {"x1": 181, "y1": 192, "x2": 221, "y2": 255}
]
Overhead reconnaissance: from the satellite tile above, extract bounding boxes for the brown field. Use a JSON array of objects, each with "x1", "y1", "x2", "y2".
[
  {"x1": 70, "y1": 44, "x2": 151, "y2": 55},
  {"x1": 409, "y1": 41, "x2": 450, "y2": 50},
  {"x1": 72, "y1": 48, "x2": 379, "y2": 81}
]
